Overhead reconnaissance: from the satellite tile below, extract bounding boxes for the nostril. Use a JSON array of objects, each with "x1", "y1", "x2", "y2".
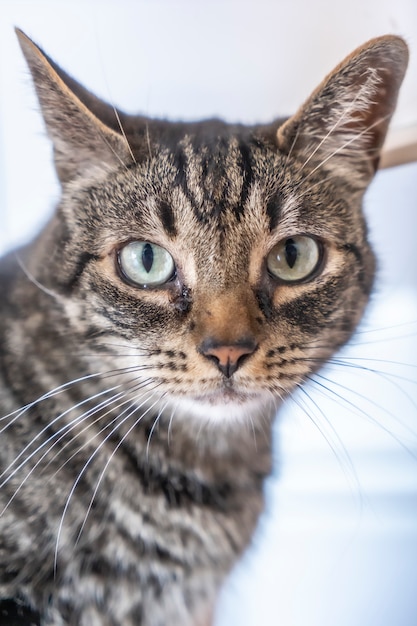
[
  {"x1": 213, "y1": 353, "x2": 250, "y2": 378},
  {"x1": 199, "y1": 338, "x2": 258, "y2": 378}
]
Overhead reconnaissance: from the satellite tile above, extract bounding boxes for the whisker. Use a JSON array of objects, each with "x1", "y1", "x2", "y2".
[
  {"x1": 295, "y1": 345, "x2": 417, "y2": 418},
  {"x1": 297, "y1": 352, "x2": 417, "y2": 388},
  {"x1": 49, "y1": 379, "x2": 156, "y2": 480},
  {"x1": 0, "y1": 368, "x2": 157, "y2": 508},
  {"x1": 291, "y1": 171, "x2": 338, "y2": 202},
  {"x1": 303, "y1": 113, "x2": 391, "y2": 181},
  {"x1": 328, "y1": 358, "x2": 417, "y2": 406},
  {"x1": 75, "y1": 391, "x2": 166, "y2": 548},
  {"x1": 0, "y1": 371, "x2": 110, "y2": 427},
  {"x1": 0, "y1": 385, "x2": 122, "y2": 486},
  {"x1": 294, "y1": 384, "x2": 363, "y2": 496},
  {"x1": 298, "y1": 86, "x2": 367, "y2": 172},
  {"x1": 354, "y1": 319, "x2": 417, "y2": 337},
  {"x1": 112, "y1": 106, "x2": 137, "y2": 165},
  {"x1": 15, "y1": 254, "x2": 61, "y2": 300},
  {"x1": 0, "y1": 384, "x2": 139, "y2": 518},
  {"x1": 146, "y1": 398, "x2": 170, "y2": 460},
  {"x1": 167, "y1": 398, "x2": 181, "y2": 446},
  {"x1": 282, "y1": 123, "x2": 301, "y2": 178},
  {"x1": 145, "y1": 121, "x2": 153, "y2": 159},
  {"x1": 308, "y1": 373, "x2": 417, "y2": 458},
  {"x1": 0, "y1": 363, "x2": 154, "y2": 430},
  {"x1": 349, "y1": 329, "x2": 417, "y2": 348},
  {"x1": 42, "y1": 379, "x2": 149, "y2": 477},
  {"x1": 54, "y1": 384, "x2": 164, "y2": 572}
]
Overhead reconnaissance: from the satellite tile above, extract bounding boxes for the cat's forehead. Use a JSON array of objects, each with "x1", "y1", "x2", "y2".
[
  {"x1": 161, "y1": 134, "x2": 276, "y2": 211},
  {"x1": 129, "y1": 132, "x2": 341, "y2": 236},
  {"x1": 129, "y1": 140, "x2": 284, "y2": 248},
  {"x1": 137, "y1": 130, "x2": 286, "y2": 223}
]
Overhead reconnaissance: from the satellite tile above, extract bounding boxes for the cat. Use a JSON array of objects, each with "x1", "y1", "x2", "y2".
[{"x1": 0, "y1": 29, "x2": 408, "y2": 626}]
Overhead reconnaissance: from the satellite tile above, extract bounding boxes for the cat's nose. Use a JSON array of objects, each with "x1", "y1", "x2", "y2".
[{"x1": 199, "y1": 337, "x2": 258, "y2": 378}]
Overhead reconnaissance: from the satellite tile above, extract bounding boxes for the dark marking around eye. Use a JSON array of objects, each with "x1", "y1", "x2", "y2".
[
  {"x1": 173, "y1": 285, "x2": 192, "y2": 314},
  {"x1": 158, "y1": 200, "x2": 177, "y2": 237},
  {"x1": 63, "y1": 251, "x2": 100, "y2": 292},
  {"x1": 255, "y1": 290, "x2": 274, "y2": 320},
  {"x1": 278, "y1": 281, "x2": 344, "y2": 334},
  {"x1": 341, "y1": 242, "x2": 362, "y2": 259},
  {"x1": 266, "y1": 191, "x2": 283, "y2": 231}
]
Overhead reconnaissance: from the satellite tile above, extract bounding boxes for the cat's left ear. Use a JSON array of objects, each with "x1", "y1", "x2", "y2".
[
  {"x1": 277, "y1": 36, "x2": 408, "y2": 187},
  {"x1": 16, "y1": 29, "x2": 133, "y2": 185}
]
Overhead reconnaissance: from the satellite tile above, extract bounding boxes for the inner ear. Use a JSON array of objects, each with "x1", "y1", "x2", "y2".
[{"x1": 277, "y1": 35, "x2": 408, "y2": 185}]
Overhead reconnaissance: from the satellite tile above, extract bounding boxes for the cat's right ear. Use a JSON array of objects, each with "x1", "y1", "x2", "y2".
[{"x1": 16, "y1": 29, "x2": 133, "y2": 185}]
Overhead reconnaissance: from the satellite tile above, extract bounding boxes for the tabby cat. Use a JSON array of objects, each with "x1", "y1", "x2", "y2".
[{"x1": 0, "y1": 30, "x2": 408, "y2": 626}]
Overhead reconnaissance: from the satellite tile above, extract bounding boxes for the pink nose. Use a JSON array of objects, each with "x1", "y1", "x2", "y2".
[{"x1": 199, "y1": 338, "x2": 257, "y2": 378}]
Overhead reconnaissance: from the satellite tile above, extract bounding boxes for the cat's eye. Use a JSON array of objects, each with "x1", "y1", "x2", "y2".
[
  {"x1": 267, "y1": 235, "x2": 321, "y2": 283},
  {"x1": 118, "y1": 241, "x2": 175, "y2": 288}
]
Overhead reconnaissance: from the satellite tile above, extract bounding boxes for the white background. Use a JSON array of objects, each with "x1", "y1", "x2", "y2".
[{"x1": 0, "y1": 2, "x2": 416, "y2": 625}]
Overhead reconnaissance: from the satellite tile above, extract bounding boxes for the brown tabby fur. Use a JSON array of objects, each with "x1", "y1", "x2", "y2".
[{"x1": 0, "y1": 30, "x2": 408, "y2": 625}]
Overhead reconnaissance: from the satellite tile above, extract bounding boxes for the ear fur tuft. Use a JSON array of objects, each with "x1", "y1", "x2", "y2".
[{"x1": 277, "y1": 35, "x2": 409, "y2": 186}]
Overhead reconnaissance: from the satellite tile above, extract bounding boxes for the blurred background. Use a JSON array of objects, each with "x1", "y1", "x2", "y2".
[{"x1": 0, "y1": 2, "x2": 416, "y2": 624}]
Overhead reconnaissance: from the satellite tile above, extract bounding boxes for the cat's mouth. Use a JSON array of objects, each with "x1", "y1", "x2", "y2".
[
  {"x1": 192, "y1": 387, "x2": 254, "y2": 406},
  {"x1": 173, "y1": 382, "x2": 275, "y2": 423},
  {"x1": 188, "y1": 376, "x2": 254, "y2": 403}
]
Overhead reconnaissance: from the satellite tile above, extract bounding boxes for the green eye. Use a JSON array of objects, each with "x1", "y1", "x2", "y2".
[
  {"x1": 118, "y1": 241, "x2": 175, "y2": 287},
  {"x1": 267, "y1": 236, "x2": 321, "y2": 282}
]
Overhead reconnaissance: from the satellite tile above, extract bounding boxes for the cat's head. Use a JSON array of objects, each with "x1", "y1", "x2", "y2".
[{"x1": 16, "y1": 31, "x2": 407, "y2": 425}]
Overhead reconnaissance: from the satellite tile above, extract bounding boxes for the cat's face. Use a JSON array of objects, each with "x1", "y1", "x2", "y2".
[
  {"x1": 45, "y1": 134, "x2": 373, "y2": 424},
  {"x1": 16, "y1": 32, "x2": 408, "y2": 425}
]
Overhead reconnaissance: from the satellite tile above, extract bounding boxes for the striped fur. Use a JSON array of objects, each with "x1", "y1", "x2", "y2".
[{"x1": 0, "y1": 32, "x2": 408, "y2": 625}]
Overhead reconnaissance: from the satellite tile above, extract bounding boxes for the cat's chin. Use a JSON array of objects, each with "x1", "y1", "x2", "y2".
[{"x1": 171, "y1": 388, "x2": 276, "y2": 425}]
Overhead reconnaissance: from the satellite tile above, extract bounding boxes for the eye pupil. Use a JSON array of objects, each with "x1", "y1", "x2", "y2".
[
  {"x1": 142, "y1": 243, "x2": 154, "y2": 273},
  {"x1": 285, "y1": 239, "x2": 298, "y2": 269},
  {"x1": 118, "y1": 241, "x2": 175, "y2": 288},
  {"x1": 266, "y1": 235, "x2": 321, "y2": 283}
]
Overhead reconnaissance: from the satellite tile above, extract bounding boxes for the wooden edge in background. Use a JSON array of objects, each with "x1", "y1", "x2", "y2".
[{"x1": 380, "y1": 124, "x2": 417, "y2": 169}]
